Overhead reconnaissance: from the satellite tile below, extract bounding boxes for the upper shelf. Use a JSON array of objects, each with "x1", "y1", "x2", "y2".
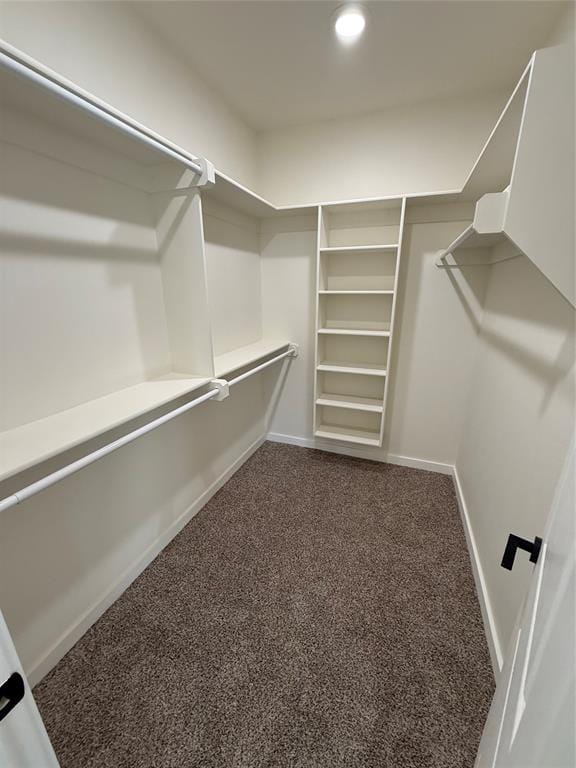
[
  {"x1": 0, "y1": 374, "x2": 210, "y2": 483},
  {"x1": 207, "y1": 171, "x2": 316, "y2": 220},
  {"x1": 408, "y1": 59, "x2": 532, "y2": 208},
  {"x1": 459, "y1": 62, "x2": 531, "y2": 203},
  {"x1": 0, "y1": 42, "x2": 204, "y2": 185},
  {"x1": 213, "y1": 339, "x2": 291, "y2": 378},
  {"x1": 320, "y1": 244, "x2": 398, "y2": 254},
  {"x1": 436, "y1": 188, "x2": 522, "y2": 266},
  {"x1": 1, "y1": 40, "x2": 536, "y2": 222}
]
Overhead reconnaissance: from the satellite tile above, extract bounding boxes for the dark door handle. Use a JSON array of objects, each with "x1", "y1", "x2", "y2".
[
  {"x1": 0, "y1": 672, "x2": 25, "y2": 722},
  {"x1": 501, "y1": 534, "x2": 543, "y2": 571}
]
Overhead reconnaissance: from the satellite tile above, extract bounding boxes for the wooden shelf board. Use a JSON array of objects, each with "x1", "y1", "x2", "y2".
[
  {"x1": 318, "y1": 327, "x2": 391, "y2": 337},
  {"x1": 210, "y1": 171, "x2": 315, "y2": 219},
  {"x1": 317, "y1": 361, "x2": 387, "y2": 377},
  {"x1": 320, "y1": 244, "x2": 398, "y2": 254},
  {"x1": 0, "y1": 373, "x2": 211, "y2": 482},
  {"x1": 460, "y1": 62, "x2": 531, "y2": 202},
  {"x1": 316, "y1": 394, "x2": 383, "y2": 413},
  {"x1": 318, "y1": 290, "x2": 394, "y2": 295},
  {"x1": 323, "y1": 277, "x2": 397, "y2": 292},
  {"x1": 213, "y1": 339, "x2": 291, "y2": 378},
  {"x1": 315, "y1": 424, "x2": 381, "y2": 447}
]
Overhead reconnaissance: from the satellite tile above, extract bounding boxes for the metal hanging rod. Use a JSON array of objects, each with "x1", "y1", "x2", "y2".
[
  {"x1": 0, "y1": 388, "x2": 219, "y2": 515},
  {"x1": 0, "y1": 46, "x2": 204, "y2": 177},
  {"x1": 436, "y1": 252, "x2": 523, "y2": 269},
  {"x1": 228, "y1": 346, "x2": 297, "y2": 387},
  {"x1": 0, "y1": 347, "x2": 297, "y2": 514}
]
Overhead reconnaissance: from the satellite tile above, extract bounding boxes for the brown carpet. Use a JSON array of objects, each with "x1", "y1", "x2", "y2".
[{"x1": 34, "y1": 442, "x2": 494, "y2": 768}]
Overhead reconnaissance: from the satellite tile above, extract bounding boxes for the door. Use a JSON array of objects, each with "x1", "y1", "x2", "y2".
[
  {"x1": 0, "y1": 609, "x2": 59, "y2": 767},
  {"x1": 476, "y1": 440, "x2": 575, "y2": 768}
]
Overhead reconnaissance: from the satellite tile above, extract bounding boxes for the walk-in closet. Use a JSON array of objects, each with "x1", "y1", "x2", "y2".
[{"x1": 0, "y1": 2, "x2": 574, "y2": 767}]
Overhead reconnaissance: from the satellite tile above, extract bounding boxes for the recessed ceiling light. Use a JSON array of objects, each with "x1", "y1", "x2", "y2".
[{"x1": 334, "y1": 4, "x2": 367, "y2": 44}]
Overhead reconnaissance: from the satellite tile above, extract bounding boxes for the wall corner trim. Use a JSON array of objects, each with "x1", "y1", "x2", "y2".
[
  {"x1": 26, "y1": 434, "x2": 267, "y2": 688},
  {"x1": 452, "y1": 465, "x2": 503, "y2": 677}
]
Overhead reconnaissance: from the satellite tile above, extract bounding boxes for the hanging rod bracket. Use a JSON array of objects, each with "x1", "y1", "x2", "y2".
[
  {"x1": 149, "y1": 158, "x2": 215, "y2": 194},
  {"x1": 195, "y1": 158, "x2": 216, "y2": 188},
  {"x1": 210, "y1": 379, "x2": 230, "y2": 401},
  {"x1": 288, "y1": 343, "x2": 300, "y2": 358}
]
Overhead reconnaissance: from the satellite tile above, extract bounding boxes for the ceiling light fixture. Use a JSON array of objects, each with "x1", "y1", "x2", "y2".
[{"x1": 334, "y1": 4, "x2": 367, "y2": 44}]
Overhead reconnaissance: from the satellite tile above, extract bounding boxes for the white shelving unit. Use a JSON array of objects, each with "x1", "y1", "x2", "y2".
[
  {"x1": 313, "y1": 199, "x2": 406, "y2": 447},
  {"x1": 3, "y1": 37, "x2": 570, "y2": 489},
  {"x1": 0, "y1": 45, "x2": 299, "y2": 485}
]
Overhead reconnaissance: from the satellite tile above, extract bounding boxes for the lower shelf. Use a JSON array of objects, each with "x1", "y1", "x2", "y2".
[
  {"x1": 317, "y1": 361, "x2": 387, "y2": 377},
  {"x1": 318, "y1": 327, "x2": 391, "y2": 337},
  {"x1": 0, "y1": 373, "x2": 210, "y2": 482},
  {"x1": 316, "y1": 393, "x2": 383, "y2": 413},
  {"x1": 315, "y1": 424, "x2": 381, "y2": 447}
]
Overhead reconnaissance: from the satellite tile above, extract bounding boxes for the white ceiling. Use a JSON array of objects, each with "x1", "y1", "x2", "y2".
[{"x1": 134, "y1": 0, "x2": 565, "y2": 131}]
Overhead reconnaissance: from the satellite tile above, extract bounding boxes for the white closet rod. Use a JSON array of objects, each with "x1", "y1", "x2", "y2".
[
  {"x1": 228, "y1": 348, "x2": 296, "y2": 386},
  {"x1": 0, "y1": 49, "x2": 204, "y2": 176},
  {"x1": 436, "y1": 252, "x2": 522, "y2": 269},
  {"x1": 0, "y1": 349, "x2": 296, "y2": 514}
]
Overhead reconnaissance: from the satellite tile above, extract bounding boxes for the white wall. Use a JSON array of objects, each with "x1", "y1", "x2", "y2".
[
  {"x1": 261, "y1": 215, "x2": 318, "y2": 440},
  {"x1": 203, "y1": 199, "x2": 262, "y2": 357},
  {"x1": 0, "y1": 135, "x2": 170, "y2": 431},
  {"x1": 456, "y1": 248, "x2": 575, "y2": 662},
  {"x1": 546, "y1": 0, "x2": 575, "y2": 46},
  {"x1": 256, "y1": 90, "x2": 508, "y2": 205},
  {"x1": 455, "y1": 27, "x2": 576, "y2": 662},
  {"x1": 0, "y1": 0, "x2": 257, "y2": 188}
]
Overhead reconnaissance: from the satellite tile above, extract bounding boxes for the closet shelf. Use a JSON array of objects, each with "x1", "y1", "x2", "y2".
[
  {"x1": 436, "y1": 189, "x2": 522, "y2": 267},
  {"x1": 317, "y1": 361, "x2": 387, "y2": 377},
  {"x1": 436, "y1": 224, "x2": 508, "y2": 263},
  {"x1": 210, "y1": 171, "x2": 316, "y2": 220},
  {"x1": 318, "y1": 290, "x2": 394, "y2": 295},
  {"x1": 315, "y1": 424, "x2": 381, "y2": 447},
  {"x1": 0, "y1": 374, "x2": 211, "y2": 482},
  {"x1": 316, "y1": 394, "x2": 384, "y2": 413},
  {"x1": 213, "y1": 339, "x2": 291, "y2": 378},
  {"x1": 320, "y1": 244, "x2": 398, "y2": 254},
  {"x1": 318, "y1": 326, "x2": 391, "y2": 337}
]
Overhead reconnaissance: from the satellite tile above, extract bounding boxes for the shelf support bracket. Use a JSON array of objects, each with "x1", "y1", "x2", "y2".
[{"x1": 210, "y1": 379, "x2": 230, "y2": 401}]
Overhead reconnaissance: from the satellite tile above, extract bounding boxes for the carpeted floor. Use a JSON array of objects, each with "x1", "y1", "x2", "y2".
[{"x1": 34, "y1": 442, "x2": 494, "y2": 768}]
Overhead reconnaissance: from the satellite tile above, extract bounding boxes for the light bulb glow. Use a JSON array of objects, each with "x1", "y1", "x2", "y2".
[{"x1": 334, "y1": 6, "x2": 366, "y2": 42}]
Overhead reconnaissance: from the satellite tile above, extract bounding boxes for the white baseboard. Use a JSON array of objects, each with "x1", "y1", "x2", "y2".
[
  {"x1": 27, "y1": 435, "x2": 266, "y2": 688},
  {"x1": 452, "y1": 465, "x2": 503, "y2": 677},
  {"x1": 265, "y1": 432, "x2": 453, "y2": 475}
]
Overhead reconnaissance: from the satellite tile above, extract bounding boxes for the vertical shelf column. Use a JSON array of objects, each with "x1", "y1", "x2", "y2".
[
  {"x1": 152, "y1": 185, "x2": 215, "y2": 378},
  {"x1": 380, "y1": 197, "x2": 406, "y2": 444},
  {"x1": 313, "y1": 198, "x2": 406, "y2": 447}
]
